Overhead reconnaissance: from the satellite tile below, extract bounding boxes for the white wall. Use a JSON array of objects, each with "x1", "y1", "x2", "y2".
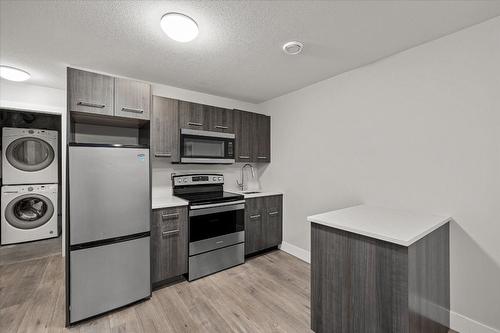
[{"x1": 260, "y1": 17, "x2": 500, "y2": 333}]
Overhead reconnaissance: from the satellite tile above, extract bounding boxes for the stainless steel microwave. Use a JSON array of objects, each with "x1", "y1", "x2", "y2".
[{"x1": 180, "y1": 128, "x2": 235, "y2": 164}]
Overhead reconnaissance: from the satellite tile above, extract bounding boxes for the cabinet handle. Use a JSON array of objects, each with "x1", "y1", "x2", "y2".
[
  {"x1": 121, "y1": 107, "x2": 144, "y2": 114},
  {"x1": 215, "y1": 125, "x2": 228, "y2": 130},
  {"x1": 188, "y1": 122, "x2": 203, "y2": 127},
  {"x1": 257, "y1": 156, "x2": 268, "y2": 159},
  {"x1": 250, "y1": 214, "x2": 261, "y2": 219},
  {"x1": 155, "y1": 152, "x2": 172, "y2": 157},
  {"x1": 268, "y1": 211, "x2": 279, "y2": 216},
  {"x1": 77, "y1": 101, "x2": 105, "y2": 108},
  {"x1": 162, "y1": 213, "x2": 179, "y2": 220},
  {"x1": 162, "y1": 229, "x2": 180, "y2": 236},
  {"x1": 239, "y1": 156, "x2": 250, "y2": 159}
]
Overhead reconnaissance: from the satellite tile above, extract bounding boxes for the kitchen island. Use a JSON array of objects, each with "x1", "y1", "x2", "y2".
[{"x1": 308, "y1": 205, "x2": 451, "y2": 333}]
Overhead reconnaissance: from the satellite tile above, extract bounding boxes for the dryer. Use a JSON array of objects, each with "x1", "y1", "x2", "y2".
[
  {"x1": 1, "y1": 184, "x2": 58, "y2": 245},
  {"x1": 2, "y1": 127, "x2": 58, "y2": 185}
]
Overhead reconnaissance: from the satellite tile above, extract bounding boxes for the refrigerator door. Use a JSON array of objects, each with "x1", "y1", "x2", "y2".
[
  {"x1": 69, "y1": 236, "x2": 150, "y2": 323},
  {"x1": 69, "y1": 146, "x2": 150, "y2": 245}
]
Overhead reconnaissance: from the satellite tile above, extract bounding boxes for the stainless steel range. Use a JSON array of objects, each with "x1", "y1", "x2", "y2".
[{"x1": 172, "y1": 174, "x2": 245, "y2": 281}]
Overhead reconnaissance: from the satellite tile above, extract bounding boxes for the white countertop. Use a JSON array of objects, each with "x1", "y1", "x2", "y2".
[
  {"x1": 228, "y1": 190, "x2": 283, "y2": 199},
  {"x1": 151, "y1": 187, "x2": 188, "y2": 209},
  {"x1": 307, "y1": 205, "x2": 451, "y2": 246}
]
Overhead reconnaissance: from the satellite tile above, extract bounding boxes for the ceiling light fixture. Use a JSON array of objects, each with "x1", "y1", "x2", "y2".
[
  {"x1": 160, "y1": 12, "x2": 199, "y2": 43},
  {"x1": 0, "y1": 65, "x2": 31, "y2": 81},
  {"x1": 282, "y1": 41, "x2": 304, "y2": 55}
]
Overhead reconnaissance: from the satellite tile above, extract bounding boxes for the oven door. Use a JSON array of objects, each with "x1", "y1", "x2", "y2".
[
  {"x1": 189, "y1": 200, "x2": 245, "y2": 255},
  {"x1": 180, "y1": 129, "x2": 235, "y2": 164}
]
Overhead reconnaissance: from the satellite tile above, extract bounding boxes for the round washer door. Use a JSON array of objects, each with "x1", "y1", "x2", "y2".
[
  {"x1": 5, "y1": 137, "x2": 55, "y2": 172},
  {"x1": 4, "y1": 194, "x2": 55, "y2": 229}
]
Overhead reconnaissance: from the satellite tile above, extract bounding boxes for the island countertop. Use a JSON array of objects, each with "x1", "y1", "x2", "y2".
[{"x1": 307, "y1": 204, "x2": 451, "y2": 246}]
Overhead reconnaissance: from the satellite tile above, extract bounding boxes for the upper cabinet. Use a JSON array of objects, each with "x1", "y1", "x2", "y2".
[
  {"x1": 67, "y1": 68, "x2": 151, "y2": 121},
  {"x1": 233, "y1": 110, "x2": 255, "y2": 162},
  {"x1": 178, "y1": 101, "x2": 209, "y2": 130},
  {"x1": 114, "y1": 78, "x2": 151, "y2": 120},
  {"x1": 208, "y1": 106, "x2": 233, "y2": 133},
  {"x1": 68, "y1": 68, "x2": 114, "y2": 116},
  {"x1": 151, "y1": 96, "x2": 179, "y2": 162},
  {"x1": 255, "y1": 114, "x2": 270, "y2": 163}
]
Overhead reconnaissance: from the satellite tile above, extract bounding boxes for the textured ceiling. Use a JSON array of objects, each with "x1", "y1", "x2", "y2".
[{"x1": 1, "y1": 1, "x2": 500, "y2": 103}]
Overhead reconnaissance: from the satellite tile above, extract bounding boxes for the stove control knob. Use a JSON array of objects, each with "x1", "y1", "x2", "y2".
[
  {"x1": 212, "y1": 177, "x2": 217, "y2": 181},
  {"x1": 183, "y1": 178, "x2": 188, "y2": 183},
  {"x1": 218, "y1": 177, "x2": 223, "y2": 181}
]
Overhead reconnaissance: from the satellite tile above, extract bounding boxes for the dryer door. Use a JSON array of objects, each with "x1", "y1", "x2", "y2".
[
  {"x1": 5, "y1": 137, "x2": 55, "y2": 172},
  {"x1": 4, "y1": 194, "x2": 55, "y2": 229}
]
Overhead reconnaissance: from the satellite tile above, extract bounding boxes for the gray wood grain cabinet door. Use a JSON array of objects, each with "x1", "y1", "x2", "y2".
[
  {"x1": 263, "y1": 195, "x2": 282, "y2": 248},
  {"x1": 244, "y1": 197, "x2": 265, "y2": 255},
  {"x1": 178, "y1": 101, "x2": 209, "y2": 130},
  {"x1": 68, "y1": 68, "x2": 114, "y2": 116},
  {"x1": 114, "y1": 78, "x2": 151, "y2": 120},
  {"x1": 234, "y1": 110, "x2": 255, "y2": 162},
  {"x1": 255, "y1": 114, "x2": 271, "y2": 163},
  {"x1": 209, "y1": 106, "x2": 234, "y2": 133},
  {"x1": 151, "y1": 96, "x2": 179, "y2": 162},
  {"x1": 151, "y1": 206, "x2": 188, "y2": 284}
]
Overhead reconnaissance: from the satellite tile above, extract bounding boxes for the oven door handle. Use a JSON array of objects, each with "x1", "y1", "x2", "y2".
[
  {"x1": 189, "y1": 201, "x2": 245, "y2": 217},
  {"x1": 190, "y1": 200, "x2": 246, "y2": 210}
]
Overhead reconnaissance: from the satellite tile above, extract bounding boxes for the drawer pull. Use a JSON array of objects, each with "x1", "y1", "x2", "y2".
[
  {"x1": 250, "y1": 214, "x2": 261, "y2": 219},
  {"x1": 162, "y1": 213, "x2": 179, "y2": 220},
  {"x1": 257, "y1": 156, "x2": 268, "y2": 159},
  {"x1": 155, "y1": 152, "x2": 172, "y2": 157},
  {"x1": 77, "y1": 101, "x2": 105, "y2": 108},
  {"x1": 215, "y1": 240, "x2": 224, "y2": 244},
  {"x1": 121, "y1": 107, "x2": 144, "y2": 114},
  {"x1": 215, "y1": 125, "x2": 228, "y2": 130},
  {"x1": 239, "y1": 156, "x2": 250, "y2": 159},
  {"x1": 268, "y1": 211, "x2": 279, "y2": 216},
  {"x1": 162, "y1": 229, "x2": 180, "y2": 236},
  {"x1": 188, "y1": 122, "x2": 203, "y2": 127}
]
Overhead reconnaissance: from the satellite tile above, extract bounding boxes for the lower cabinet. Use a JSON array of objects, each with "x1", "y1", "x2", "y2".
[
  {"x1": 244, "y1": 195, "x2": 283, "y2": 255},
  {"x1": 151, "y1": 206, "x2": 188, "y2": 285}
]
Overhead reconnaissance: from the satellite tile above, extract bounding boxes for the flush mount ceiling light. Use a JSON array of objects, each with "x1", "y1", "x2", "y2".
[
  {"x1": 0, "y1": 65, "x2": 31, "y2": 81},
  {"x1": 160, "y1": 12, "x2": 199, "y2": 42},
  {"x1": 282, "y1": 41, "x2": 304, "y2": 55}
]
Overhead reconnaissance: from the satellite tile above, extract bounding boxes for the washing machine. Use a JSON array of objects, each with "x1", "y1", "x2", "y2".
[
  {"x1": 1, "y1": 184, "x2": 58, "y2": 245},
  {"x1": 2, "y1": 127, "x2": 58, "y2": 185}
]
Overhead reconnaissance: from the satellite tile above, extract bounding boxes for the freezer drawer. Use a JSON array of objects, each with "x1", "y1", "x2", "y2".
[
  {"x1": 69, "y1": 146, "x2": 150, "y2": 245},
  {"x1": 69, "y1": 236, "x2": 151, "y2": 323}
]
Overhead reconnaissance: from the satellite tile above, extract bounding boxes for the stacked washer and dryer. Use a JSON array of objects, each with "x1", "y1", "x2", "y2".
[{"x1": 1, "y1": 127, "x2": 59, "y2": 245}]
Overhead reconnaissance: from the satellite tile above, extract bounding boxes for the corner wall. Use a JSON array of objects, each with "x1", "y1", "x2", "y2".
[{"x1": 260, "y1": 17, "x2": 500, "y2": 333}]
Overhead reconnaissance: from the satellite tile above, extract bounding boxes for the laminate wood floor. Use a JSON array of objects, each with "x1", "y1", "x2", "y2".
[{"x1": 0, "y1": 250, "x2": 312, "y2": 333}]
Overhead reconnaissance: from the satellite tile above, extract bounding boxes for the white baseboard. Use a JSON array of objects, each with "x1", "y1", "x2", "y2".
[
  {"x1": 279, "y1": 241, "x2": 311, "y2": 263},
  {"x1": 451, "y1": 311, "x2": 500, "y2": 333},
  {"x1": 279, "y1": 243, "x2": 499, "y2": 333}
]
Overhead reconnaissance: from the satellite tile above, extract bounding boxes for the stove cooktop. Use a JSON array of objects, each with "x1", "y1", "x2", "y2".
[{"x1": 174, "y1": 191, "x2": 244, "y2": 206}]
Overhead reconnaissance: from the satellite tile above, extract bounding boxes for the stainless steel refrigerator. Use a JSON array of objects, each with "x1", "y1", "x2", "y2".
[{"x1": 67, "y1": 143, "x2": 151, "y2": 324}]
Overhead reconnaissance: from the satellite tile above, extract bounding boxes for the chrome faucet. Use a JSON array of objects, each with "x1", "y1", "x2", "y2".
[{"x1": 236, "y1": 163, "x2": 255, "y2": 191}]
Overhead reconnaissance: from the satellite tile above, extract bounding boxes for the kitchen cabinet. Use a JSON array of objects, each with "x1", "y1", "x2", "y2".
[
  {"x1": 255, "y1": 114, "x2": 271, "y2": 162},
  {"x1": 208, "y1": 106, "x2": 234, "y2": 133},
  {"x1": 68, "y1": 68, "x2": 114, "y2": 116},
  {"x1": 114, "y1": 78, "x2": 151, "y2": 120},
  {"x1": 151, "y1": 206, "x2": 188, "y2": 285},
  {"x1": 151, "y1": 96, "x2": 179, "y2": 162},
  {"x1": 244, "y1": 195, "x2": 283, "y2": 255},
  {"x1": 179, "y1": 101, "x2": 209, "y2": 130},
  {"x1": 234, "y1": 110, "x2": 255, "y2": 162}
]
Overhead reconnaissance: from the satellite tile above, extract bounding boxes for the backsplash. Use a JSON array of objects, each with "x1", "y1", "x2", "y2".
[{"x1": 152, "y1": 159, "x2": 268, "y2": 193}]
